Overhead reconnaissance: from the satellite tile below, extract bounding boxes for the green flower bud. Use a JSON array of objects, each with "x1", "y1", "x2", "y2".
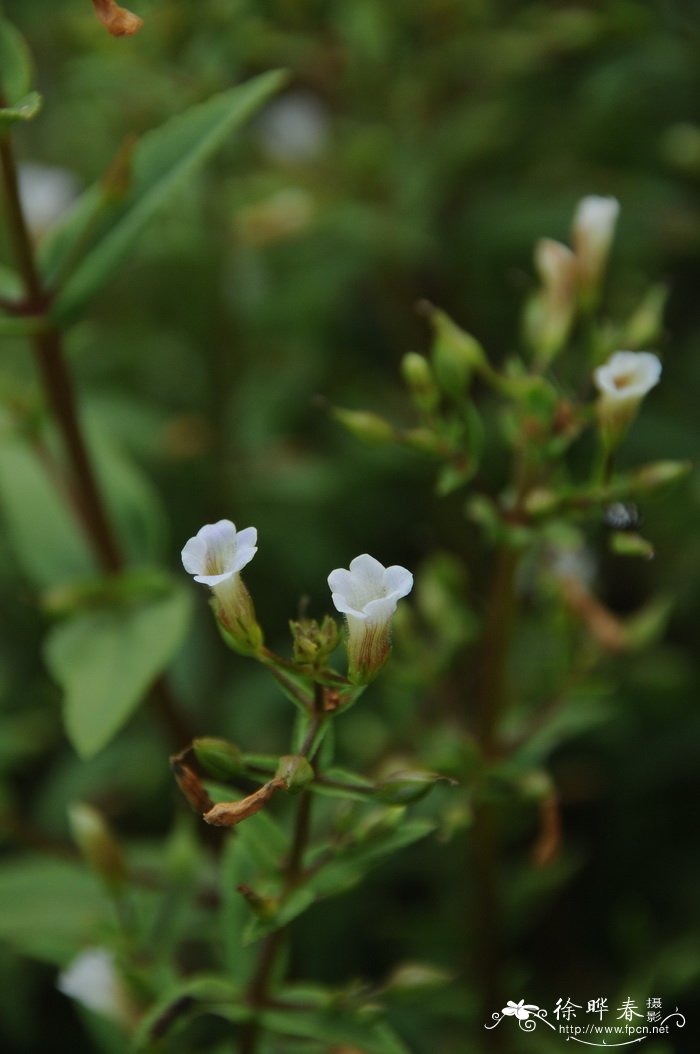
[
  {"x1": 375, "y1": 771, "x2": 451, "y2": 806},
  {"x1": 276, "y1": 754, "x2": 315, "y2": 794},
  {"x1": 384, "y1": 962, "x2": 453, "y2": 995},
  {"x1": 333, "y1": 408, "x2": 395, "y2": 444},
  {"x1": 632, "y1": 459, "x2": 692, "y2": 492},
  {"x1": 68, "y1": 802, "x2": 126, "y2": 892},
  {"x1": 402, "y1": 427, "x2": 449, "y2": 456},
  {"x1": 400, "y1": 352, "x2": 440, "y2": 413},
  {"x1": 289, "y1": 615, "x2": 341, "y2": 667},
  {"x1": 193, "y1": 737, "x2": 243, "y2": 780},
  {"x1": 609, "y1": 531, "x2": 655, "y2": 560},
  {"x1": 624, "y1": 284, "x2": 667, "y2": 348},
  {"x1": 431, "y1": 309, "x2": 485, "y2": 399}
]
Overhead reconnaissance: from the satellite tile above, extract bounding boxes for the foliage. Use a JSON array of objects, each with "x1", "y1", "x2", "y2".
[{"x1": 1, "y1": 3, "x2": 699, "y2": 1053}]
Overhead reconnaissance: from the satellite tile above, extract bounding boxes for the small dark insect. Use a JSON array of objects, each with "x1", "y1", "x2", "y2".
[{"x1": 603, "y1": 501, "x2": 642, "y2": 531}]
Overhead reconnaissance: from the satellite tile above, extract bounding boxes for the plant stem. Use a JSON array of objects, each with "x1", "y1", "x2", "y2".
[
  {"x1": 239, "y1": 788, "x2": 315, "y2": 1054},
  {"x1": 472, "y1": 542, "x2": 520, "y2": 1050},
  {"x1": 476, "y1": 544, "x2": 519, "y2": 757},
  {"x1": 0, "y1": 127, "x2": 188, "y2": 747},
  {"x1": 0, "y1": 132, "x2": 122, "y2": 573}
]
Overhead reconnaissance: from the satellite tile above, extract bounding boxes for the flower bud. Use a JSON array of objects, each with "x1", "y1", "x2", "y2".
[
  {"x1": 275, "y1": 754, "x2": 315, "y2": 794},
  {"x1": 193, "y1": 737, "x2": 243, "y2": 780},
  {"x1": 623, "y1": 283, "x2": 667, "y2": 348},
  {"x1": 384, "y1": 962, "x2": 453, "y2": 995},
  {"x1": 68, "y1": 803, "x2": 126, "y2": 892},
  {"x1": 332, "y1": 408, "x2": 395, "y2": 444},
  {"x1": 572, "y1": 195, "x2": 619, "y2": 306},
  {"x1": 289, "y1": 615, "x2": 341, "y2": 667},
  {"x1": 525, "y1": 239, "x2": 578, "y2": 364},
  {"x1": 400, "y1": 352, "x2": 440, "y2": 413},
  {"x1": 609, "y1": 531, "x2": 654, "y2": 560},
  {"x1": 632, "y1": 459, "x2": 691, "y2": 492},
  {"x1": 374, "y1": 771, "x2": 450, "y2": 805},
  {"x1": 593, "y1": 350, "x2": 662, "y2": 450},
  {"x1": 328, "y1": 554, "x2": 413, "y2": 683},
  {"x1": 431, "y1": 310, "x2": 485, "y2": 398}
]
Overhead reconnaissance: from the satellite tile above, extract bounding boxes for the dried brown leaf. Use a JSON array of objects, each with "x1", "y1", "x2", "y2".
[{"x1": 203, "y1": 779, "x2": 286, "y2": 828}]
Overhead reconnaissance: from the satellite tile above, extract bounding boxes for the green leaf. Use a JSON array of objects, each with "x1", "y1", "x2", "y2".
[
  {"x1": 46, "y1": 70, "x2": 286, "y2": 322},
  {"x1": 235, "y1": 809, "x2": 287, "y2": 873},
  {"x1": 242, "y1": 887, "x2": 316, "y2": 946},
  {"x1": 0, "y1": 436, "x2": 97, "y2": 588},
  {"x1": 307, "y1": 819, "x2": 436, "y2": 899},
  {"x1": 221, "y1": 833, "x2": 260, "y2": 982},
  {"x1": 133, "y1": 974, "x2": 248, "y2": 1049},
  {"x1": 0, "y1": 17, "x2": 33, "y2": 105},
  {"x1": 311, "y1": 767, "x2": 375, "y2": 802},
  {"x1": 44, "y1": 583, "x2": 192, "y2": 757},
  {"x1": 0, "y1": 856, "x2": 109, "y2": 964},
  {"x1": 259, "y1": 1007, "x2": 411, "y2": 1054},
  {"x1": 0, "y1": 91, "x2": 42, "y2": 127}
]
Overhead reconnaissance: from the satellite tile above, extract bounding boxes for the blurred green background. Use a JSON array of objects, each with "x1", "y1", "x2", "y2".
[{"x1": 1, "y1": 1, "x2": 699, "y2": 1051}]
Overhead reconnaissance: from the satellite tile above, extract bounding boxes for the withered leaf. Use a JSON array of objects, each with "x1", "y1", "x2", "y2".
[{"x1": 92, "y1": 0, "x2": 143, "y2": 37}]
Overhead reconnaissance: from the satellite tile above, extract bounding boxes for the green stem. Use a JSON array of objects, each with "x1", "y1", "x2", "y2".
[
  {"x1": 471, "y1": 542, "x2": 520, "y2": 1051},
  {"x1": 239, "y1": 787, "x2": 315, "y2": 1054},
  {"x1": 239, "y1": 683, "x2": 328, "y2": 1053},
  {"x1": 475, "y1": 544, "x2": 519, "y2": 757}
]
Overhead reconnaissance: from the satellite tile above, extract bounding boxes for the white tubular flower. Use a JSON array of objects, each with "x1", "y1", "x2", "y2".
[
  {"x1": 572, "y1": 195, "x2": 620, "y2": 304},
  {"x1": 181, "y1": 520, "x2": 262, "y2": 653},
  {"x1": 57, "y1": 948, "x2": 134, "y2": 1028},
  {"x1": 593, "y1": 350, "x2": 662, "y2": 449},
  {"x1": 527, "y1": 238, "x2": 578, "y2": 363},
  {"x1": 328, "y1": 554, "x2": 413, "y2": 683}
]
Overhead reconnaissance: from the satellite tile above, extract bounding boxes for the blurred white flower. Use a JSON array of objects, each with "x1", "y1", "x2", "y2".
[
  {"x1": 18, "y1": 163, "x2": 79, "y2": 239},
  {"x1": 181, "y1": 520, "x2": 257, "y2": 586},
  {"x1": 57, "y1": 948, "x2": 133, "y2": 1027},
  {"x1": 256, "y1": 91, "x2": 330, "y2": 163},
  {"x1": 328, "y1": 554, "x2": 413, "y2": 682},
  {"x1": 594, "y1": 350, "x2": 662, "y2": 450},
  {"x1": 527, "y1": 238, "x2": 578, "y2": 362},
  {"x1": 572, "y1": 195, "x2": 619, "y2": 302},
  {"x1": 182, "y1": 520, "x2": 262, "y2": 653},
  {"x1": 594, "y1": 350, "x2": 662, "y2": 403}
]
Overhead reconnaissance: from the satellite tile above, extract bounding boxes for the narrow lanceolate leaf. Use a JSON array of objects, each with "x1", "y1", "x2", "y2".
[
  {"x1": 44, "y1": 70, "x2": 286, "y2": 322},
  {"x1": 44, "y1": 584, "x2": 192, "y2": 757},
  {"x1": 259, "y1": 1008, "x2": 412, "y2": 1054}
]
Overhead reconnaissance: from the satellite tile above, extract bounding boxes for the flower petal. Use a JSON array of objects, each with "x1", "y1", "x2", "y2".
[{"x1": 384, "y1": 565, "x2": 414, "y2": 599}]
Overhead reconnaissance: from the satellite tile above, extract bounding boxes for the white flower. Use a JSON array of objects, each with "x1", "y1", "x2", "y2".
[
  {"x1": 502, "y1": 999, "x2": 539, "y2": 1021},
  {"x1": 257, "y1": 91, "x2": 330, "y2": 163},
  {"x1": 57, "y1": 948, "x2": 133, "y2": 1027},
  {"x1": 593, "y1": 351, "x2": 662, "y2": 451},
  {"x1": 593, "y1": 350, "x2": 662, "y2": 403},
  {"x1": 18, "y1": 163, "x2": 79, "y2": 239},
  {"x1": 572, "y1": 195, "x2": 620, "y2": 300},
  {"x1": 181, "y1": 520, "x2": 262, "y2": 653},
  {"x1": 181, "y1": 519, "x2": 257, "y2": 586},
  {"x1": 328, "y1": 554, "x2": 413, "y2": 682}
]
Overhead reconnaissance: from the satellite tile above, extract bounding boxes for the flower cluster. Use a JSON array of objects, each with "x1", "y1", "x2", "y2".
[{"x1": 182, "y1": 521, "x2": 412, "y2": 683}]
